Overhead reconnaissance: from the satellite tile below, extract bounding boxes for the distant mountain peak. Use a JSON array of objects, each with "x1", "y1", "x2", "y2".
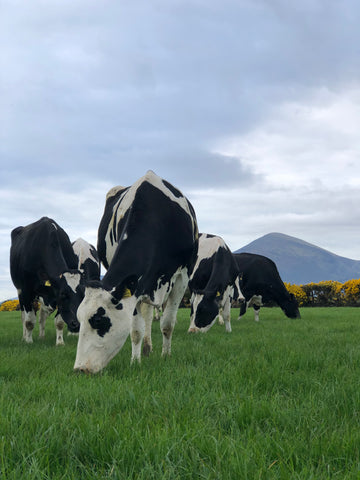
[{"x1": 234, "y1": 233, "x2": 360, "y2": 284}]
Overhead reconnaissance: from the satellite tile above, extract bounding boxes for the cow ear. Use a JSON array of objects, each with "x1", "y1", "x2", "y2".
[{"x1": 111, "y1": 275, "x2": 138, "y2": 301}]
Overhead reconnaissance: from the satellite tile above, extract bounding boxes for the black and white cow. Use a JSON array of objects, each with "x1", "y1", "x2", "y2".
[
  {"x1": 233, "y1": 253, "x2": 301, "y2": 321},
  {"x1": 10, "y1": 217, "x2": 84, "y2": 345},
  {"x1": 38, "y1": 237, "x2": 101, "y2": 338},
  {"x1": 188, "y1": 233, "x2": 243, "y2": 333},
  {"x1": 74, "y1": 170, "x2": 198, "y2": 374}
]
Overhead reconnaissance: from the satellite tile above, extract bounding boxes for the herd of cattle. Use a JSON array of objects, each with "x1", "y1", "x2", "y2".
[{"x1": 9, "y1": 171, "x2": 300, "y2": 374}]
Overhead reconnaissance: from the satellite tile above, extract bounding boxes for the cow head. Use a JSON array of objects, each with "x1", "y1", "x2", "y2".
[
  {"x1": 282, "y1": 293, "x2": 301, "y2": 319},
  {"x1": 192, "y1": 290, "x2": 221, "y2": 332},
  {"x1": 74, "y1": 276, "x2": 138, "y2": 374},
  {"x1": 51, "y1": 270, "x2": 85, "y2": 332}
]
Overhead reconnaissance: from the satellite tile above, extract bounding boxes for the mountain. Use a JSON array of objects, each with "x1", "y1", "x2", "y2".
[{"x1": 234, "y1": 232, "x2": 360, "y2": 285}]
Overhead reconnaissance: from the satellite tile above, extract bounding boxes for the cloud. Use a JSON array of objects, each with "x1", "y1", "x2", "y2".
[{"x1": 213, "y1": 86, "x2": 360, "y2": 189}]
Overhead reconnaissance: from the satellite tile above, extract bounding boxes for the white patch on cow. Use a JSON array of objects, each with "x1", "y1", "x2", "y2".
[
  {"x1": 190, "y1": 234, "x2": 225, "y2": 281},
  {"x1": 106, "y1": 185, "x2": 125, "y2": 201},
  {"x1": 188, "y1": 292, "x2": 203, "y2": 333},
  {"x1": 63, "y1": 271, "x2": 82, "y2": 293},
  {"x1": 74, "y1": 286, "x2": 136, "y2": 373},
  {"x1": 220, "y1": 285, "x2": 233, "y2": 332},
  {"x1": 51, "y1": 222, "x2": 58, "y2": 230},
  {"x1": 234, "y1": 276, "x2": 244, "y2": 302},
  {"x1": 72, "y1": 238, "x2": 98, "y2": 266},
  {"x1": 123, "y1": 232, "x2": 128, "y2": 240}
]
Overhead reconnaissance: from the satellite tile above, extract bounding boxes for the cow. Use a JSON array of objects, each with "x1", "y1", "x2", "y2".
[
  {"x1": 38, "y1": 237, "x2": 101, "y2": 337},
  {"x1": 10, "y1": 217, "x2": 84, "y2": 345},
  {"x1": 187, "y1": 233, "x2": 243, "y2": 333},
  {"x1": 74, "y1": 170, "x2": 198, "y2": 374},
  {"x1": 233, "y1": 252, "x2": 301, "y2": 321}
]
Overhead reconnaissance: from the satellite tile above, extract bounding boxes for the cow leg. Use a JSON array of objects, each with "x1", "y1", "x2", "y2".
[
  {"x1": 139, "y1": 302, "x2": 153, "y2": 356},
  {"x1": 130, "y1": 307, "x2": 145, "y2": 363},
  {"x1": 187, "y1": 296, "x2": 199, "y2": 333},
  {"x1": 54, "y1": 313, "x2": 65, "y2": 346},
  {"x1": 38, "y1": 305, "x2": 46, "y2": 339},
  {"x1": 22, "y1": 309, "x2": 36, "y2": 343},
  {"x1": 253, "y1": 305, "x2": 260, "y2": 322},
  {"x1": 38, "y1": 302, "x2": 53, "y2": 339},
  {"x1": 18, "y1": 293, "x2": 36, "y2": 343},
  {"x1": 238, "y1": 300, "x2": 247, "y2": 320},
  {"x1": 161, "y1": 274, "x2": 187, "y2": 356},
  {"x1": 217, "y1": 307, "x2": 224, "y2": 325},
  {"x1": 222, "y1": 298, "x2": 232, "y2": 333}
]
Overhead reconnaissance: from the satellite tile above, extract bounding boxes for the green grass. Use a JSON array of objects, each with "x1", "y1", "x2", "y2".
[{"x1": 1, "y1": 307, "x2": 360, "y2": 479}]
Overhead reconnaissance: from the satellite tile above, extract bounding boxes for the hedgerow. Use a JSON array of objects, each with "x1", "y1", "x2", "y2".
[{"x1": 285, "y1": 279, "x2": 360, "y2": 307}]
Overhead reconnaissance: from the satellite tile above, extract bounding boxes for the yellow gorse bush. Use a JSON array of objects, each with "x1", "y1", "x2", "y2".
[
  {"x1": 284, "y1": 282, "x2": 307, "y2": 307},
  {"x1": 0, "y1": 299, "x2": 20, "y2": 311},
  {"x1": 285, "y1": 279, "x2": 360, "y2": 306}
]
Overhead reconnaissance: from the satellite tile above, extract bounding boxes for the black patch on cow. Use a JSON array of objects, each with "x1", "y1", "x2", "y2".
[
  {"x1": 112, "y1": 207, "x2": 118, "y2": 243},
  {"x1": 89, "y1": 307, "x2": 112, "y2": 337},
  {"x1": 163, "y1": 180, "x2": 182, "y2": 198},
  {"x1": 133, "y1": 308, "x2": 138, "y2": 316},
  {"x1": 116, "y1": 303, "x2": 123, "y2": 310},
  {"x1": 194, "y1": 297, "x2": 219, "y2": 328},
  {"x1": 86, "y1": 280, "x2": 103, "y2": 290}
]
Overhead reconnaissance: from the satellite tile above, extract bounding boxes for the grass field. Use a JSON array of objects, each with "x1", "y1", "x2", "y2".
[{"x1": 1, "y1": 307, "x2": 360, "y2": 479}]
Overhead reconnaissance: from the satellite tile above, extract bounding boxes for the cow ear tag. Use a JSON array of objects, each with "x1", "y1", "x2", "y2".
[
  {"x1": 45, "y1": 280, "x2": 51, "y2": 287},
  {"x1": 216, "y1": 291, "x2": 221, "y2": 297},
  {"x1": 122, "y1": 288, "x2": 132, "y2": 298}
]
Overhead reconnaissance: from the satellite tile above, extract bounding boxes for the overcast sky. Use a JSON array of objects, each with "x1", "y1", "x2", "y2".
[{"x1": 1, "y1": 0, "x2": 360, "y2": 300}]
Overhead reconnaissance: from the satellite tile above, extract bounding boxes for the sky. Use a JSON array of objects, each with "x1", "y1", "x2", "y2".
[{"x1": 1, "y1": 0, "x2": 360, "y2": 300}]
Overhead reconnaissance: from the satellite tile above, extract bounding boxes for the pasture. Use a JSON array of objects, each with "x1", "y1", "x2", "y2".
[{"x1": 1, "y1": 307, "x2": 360, "y2": 479}]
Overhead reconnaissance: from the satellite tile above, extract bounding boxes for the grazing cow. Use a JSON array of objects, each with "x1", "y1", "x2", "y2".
[
  {"x1": 188, "y1": 233, "x2": 243, "y2": 333},
  {"x1": 10, "y1": 217, "x2": 84, "y2": 345},
  {"x1": 38, "y1": 237, "x2": 101, "y2": 337},
  {"x1": 74, "y1": 170, "x2": 198, "y2": 374},
  {"x1": 233, "y1": 253, "x2": 301, "y2": 321}
]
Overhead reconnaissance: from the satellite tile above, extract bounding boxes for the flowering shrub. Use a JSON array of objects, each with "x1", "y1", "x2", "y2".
[
  {"x1": 338, "y1": 279, "x2": 360, "y2": 306},
  {"x1": 284, "y1": 279, "x2": 360, "y2": 306},
  {"x1": 0, "y1": 299, "x2": 20, "y2": 311},
  {"x1": 284, "y1": 282, "x2": 307, "y2": 307}
]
